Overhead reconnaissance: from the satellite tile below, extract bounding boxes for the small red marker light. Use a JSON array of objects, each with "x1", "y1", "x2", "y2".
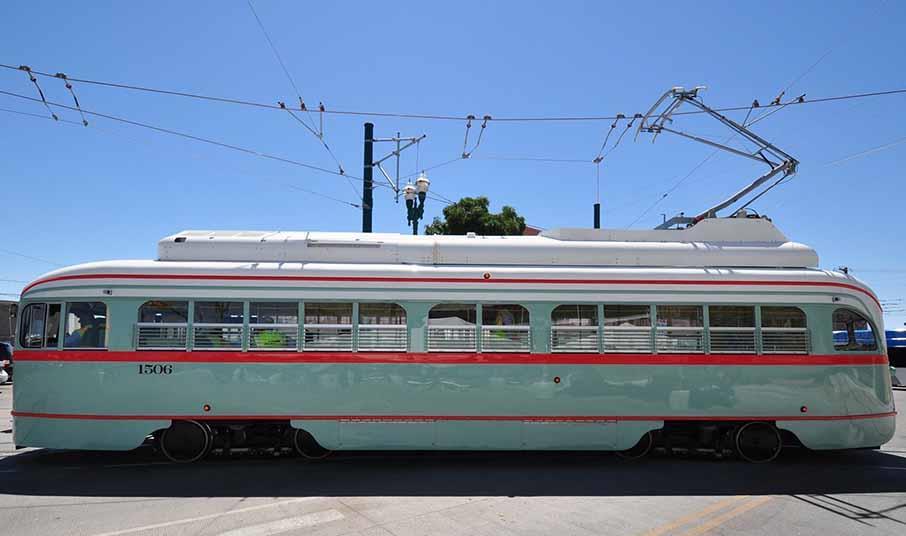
[
  {"x1": 800, "y1": 405, "x2": 808, "y2": 413},
  {"x1": 203, "y1": 404, "x2": 212, "y2": 412},
  {"x1": 553, "y1": 376, "x2": 561, "y2": 384},
  {"x1": 483, "y1": 272, "x2": 491, "y2": 280}
]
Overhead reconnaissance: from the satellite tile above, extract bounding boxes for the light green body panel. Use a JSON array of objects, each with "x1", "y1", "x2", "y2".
[
  {"x1": 777, "y1": 417, "x2": 896, "y2": 450},
  {"x1": 13, "y1": 360, "x2": 894, "y2": 451},
  {"x1": 14, "y1": 417, "x2": 170, "y2": 451}
]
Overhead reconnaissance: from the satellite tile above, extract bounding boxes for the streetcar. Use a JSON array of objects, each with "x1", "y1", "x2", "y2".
[{"x1": 11, "y1": 216, "x2": 895, "y2": 463}]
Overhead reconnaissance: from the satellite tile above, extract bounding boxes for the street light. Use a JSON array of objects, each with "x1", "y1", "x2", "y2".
[{"x1": 405, "y1": 172, "x2": 430, "y2": 235}]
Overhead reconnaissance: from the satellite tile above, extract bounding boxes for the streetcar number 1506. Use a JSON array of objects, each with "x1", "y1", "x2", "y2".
[{"x1": 138, "y1": 364, "x2": 173, "y2": 375}]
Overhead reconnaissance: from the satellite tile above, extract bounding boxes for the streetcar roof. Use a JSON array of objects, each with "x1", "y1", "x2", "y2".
[{"x1": 157, "y1": 217, "x2": 819, "y2": 269}]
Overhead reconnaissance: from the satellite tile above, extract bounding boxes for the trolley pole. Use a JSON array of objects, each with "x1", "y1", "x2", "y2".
[{"x1": 362, "y1": 122, "x2": 374, "y2": 233}]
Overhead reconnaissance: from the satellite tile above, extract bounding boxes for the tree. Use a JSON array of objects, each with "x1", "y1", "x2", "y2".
[{"x1": 424, "y1": 196, "x2": 526, "y2": 236}]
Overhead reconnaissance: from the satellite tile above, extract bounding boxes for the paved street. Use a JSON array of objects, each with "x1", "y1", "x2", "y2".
[{"x1": 1, "y1": 382, "x2": 905, "y2": 536}]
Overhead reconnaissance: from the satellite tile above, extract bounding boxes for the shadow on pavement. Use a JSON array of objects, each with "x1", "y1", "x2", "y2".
[{"x1": 2, "y1": 446, "x2": 906, "y2": 498}]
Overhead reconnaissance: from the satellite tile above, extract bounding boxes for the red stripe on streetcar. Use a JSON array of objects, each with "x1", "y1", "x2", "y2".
[
  {"x1": 13, "y1": 350, "x2": 890, "y2": 366},
  {"x1": 11, "y1": 410, "x2": 897, "y2": 422},
  {"x1": 20, "y1": 273, "x2": 882, "y2": 308}
]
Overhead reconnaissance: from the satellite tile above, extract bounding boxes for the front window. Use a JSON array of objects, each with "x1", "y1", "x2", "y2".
[
  {"x1": 19, "y1": 303, "x2": 46, "y2": 348},
  {"x1": 833, "y1": 309, "x2": 878, "y2": 352},
  {"x1": 63, "y1": 302, "x2": 107, "y2": 348}
]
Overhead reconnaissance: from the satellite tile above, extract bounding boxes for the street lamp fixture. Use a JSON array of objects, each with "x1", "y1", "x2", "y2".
[{"x1": 405, "y1": 172, "x2": 430, "y2": 235}]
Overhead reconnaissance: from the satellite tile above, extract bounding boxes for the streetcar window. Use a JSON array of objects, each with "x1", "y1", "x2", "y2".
[
  {"x1": 551, "y1": 304, "x2": 598, "y2": 353},
  {"x1": 304, "y1": 303, "x2": 353, "y2": 351},
  {"x1": 136, "y1": 301, "x2": 188, "y2": 350},
  {"x1": 427, "y1": 304, "x2": 477, "y2": 351},
  {"x1": 194, "y1": 301, "x2": 244, "y2": 323},
  {"x1": 19, "y1": 303, "x2": 46, "y2": 348},
  {"x1": 655, "y1": 305, "x2": 704, "y2": 353},
  {"x1": 761, "y1": 306, "x2": 806, "y2": 328},
  {"x1": 832, "y1": 309, "x2": 878, "y2": 352},
  {"x1": 139, "y1": 300, "x2": 188, "y2": 323},
  {"x1": 602, "y1": 305, "x2": 651, "y2": 353},
  {"x1": 603, "y1": 305, "x2": 650, "y2": 327},
  {"x1": 250, "y1": 302, "x2": 298, "y2": 350},
  {"x1": 761, "y1": 306, "x2": 809, "y2": 354},
  {"x1": 359, "y1": 303, "x2": 406, "y2": 325},
  {"x1": 359, "y1": 303, "x2": 407, "y2": 351},
  {"x1": 193, "y1": 301, "x2": 243, "y2": 350},
  {"x1": 482, "y1": 304, "x2": 530, "y2": 352},
  {"x1": 709, "y1": 306, "x2": 755, "y2": 353},
  {"x1": 63, "y1": 302, "x2": 107, "y2": 348},
  {"x1": 45, "y1": 304, "x2": 61, "y2": 348}
]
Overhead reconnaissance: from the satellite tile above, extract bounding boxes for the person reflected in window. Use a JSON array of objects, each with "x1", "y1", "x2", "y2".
[{"x1": 65, "y1": 312, "x2": 94, "y2": 347}]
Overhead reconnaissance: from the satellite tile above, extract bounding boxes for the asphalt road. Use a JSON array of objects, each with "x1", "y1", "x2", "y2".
[{"x1": 1, "y1": 382, "x2": 905, "y2": 536}]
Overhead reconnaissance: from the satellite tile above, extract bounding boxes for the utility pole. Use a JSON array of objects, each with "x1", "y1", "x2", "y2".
[
  {"x1": 363, "y1": 122, "x2": 427, "y2": 234},
  {"x1": 362, "y1": 122, "x2": 374, "y2": 233}
]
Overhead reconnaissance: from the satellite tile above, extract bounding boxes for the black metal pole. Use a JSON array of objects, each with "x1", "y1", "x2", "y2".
[
  {"x1": 593, "y1": 203, "x2": 601, "y2": 229},
  {"x1": 362, "y1": 122, "x2": 374, "y2": 233}
]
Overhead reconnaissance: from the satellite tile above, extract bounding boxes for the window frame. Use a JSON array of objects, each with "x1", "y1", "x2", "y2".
[
  {"x1": 550, "y1": 303, "x2": 600, "y2": 353},
  {"x1": 654, "y1": 304, "x2": 705, "y2": 354},
  {"x1": 707, "y1": 305, "x2": 757, "y2": 354},
  {"x1": 480, "y1": 303, "x2": 531, "y2": 353},
  {"x1": 303, "y1": 301, "x2": 355, "y2": 352},
  {"x1": 357, "y1": 302, "x2": 408, "y2": 352},
  {"x1": 62, "y1": 300, "x2": 109, "y2": 350},
  {"x1": 248, "y1": 300, "x2": 301, "y2": 352},
  {"x1": 831, "y1": 307, "x2": 879, "y2": 353},
  {"x1": 602, "y1": 303, "x2": 652, "y2": 354},
  {"x1": 192, "y1": 300, "x2": 244, "y2": 351},
  {"x1": 426, "y1": 302, "x2": 479, "y2": 352},
  {"x1": 759, "y1": 305, "x2": 810, "y2": 355}
]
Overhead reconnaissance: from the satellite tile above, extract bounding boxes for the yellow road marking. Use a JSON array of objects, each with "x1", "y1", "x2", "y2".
[
  {"x1": 679, "y1": 496, "x2": 774, "y2": 536},
  {"x1": 641, "y1": 496, "x2": 749, "y2": 536}
]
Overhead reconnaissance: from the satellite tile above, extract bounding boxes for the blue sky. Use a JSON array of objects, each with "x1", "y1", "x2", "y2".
[{"x1": 1, "y1": 1, "x2": 904, "y2": 327}]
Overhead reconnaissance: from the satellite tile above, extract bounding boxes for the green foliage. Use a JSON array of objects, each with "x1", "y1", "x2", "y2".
[{"x1": 424, "y1": 196, "x2": 526, "y2": 236}]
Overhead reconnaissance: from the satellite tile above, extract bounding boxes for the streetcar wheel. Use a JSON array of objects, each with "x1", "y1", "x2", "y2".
[
  {"x1": 735, "y1": 422, "x2": 782, "y2": 463},
  {"x1": 616, "y1": 431, "x2": 654, "y2": 460},
  {"x1": 160, "y1": 420, "x2": 212, "y2": 463},
  {"x1": 292, "y1": 429, "x2": 331, "y2": 460}
]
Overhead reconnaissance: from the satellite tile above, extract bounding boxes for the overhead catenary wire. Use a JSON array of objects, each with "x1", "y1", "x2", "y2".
[
  {"x1": 55, "y1": 72, "x2": 88, "y2": 126},
  {"x1": 18, "y1": 65, "x2": 57, "y2": 120},
  {"x1": 246, "y1": 2, "x2": 351, "y2": 191},
  {"x1": 4, "y1": 64, "x2": 906, "y2": 123},
  {"x1": 0, "y1": 106, "x2": 82, "y2": 125},
  {"x1": 0, "y1": 88, "x2": 384, "y2": 186},
  {"x1": 0, "y1": 247, "x2": 64, "y2": 267},
  {"x1": 0, "y1": 89, "x2": 404, "y2": 212},
  {"x1": 2, "y1": 104, "x2": 366, "y2": 210},
  {"x1": 245, "y1": 0, "x2": 318, "y2": 131}
]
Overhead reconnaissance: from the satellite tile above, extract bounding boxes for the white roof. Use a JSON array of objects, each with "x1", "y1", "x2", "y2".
[{"x1": 157, "y1": 218, "x2": 818, "y2": 268}]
